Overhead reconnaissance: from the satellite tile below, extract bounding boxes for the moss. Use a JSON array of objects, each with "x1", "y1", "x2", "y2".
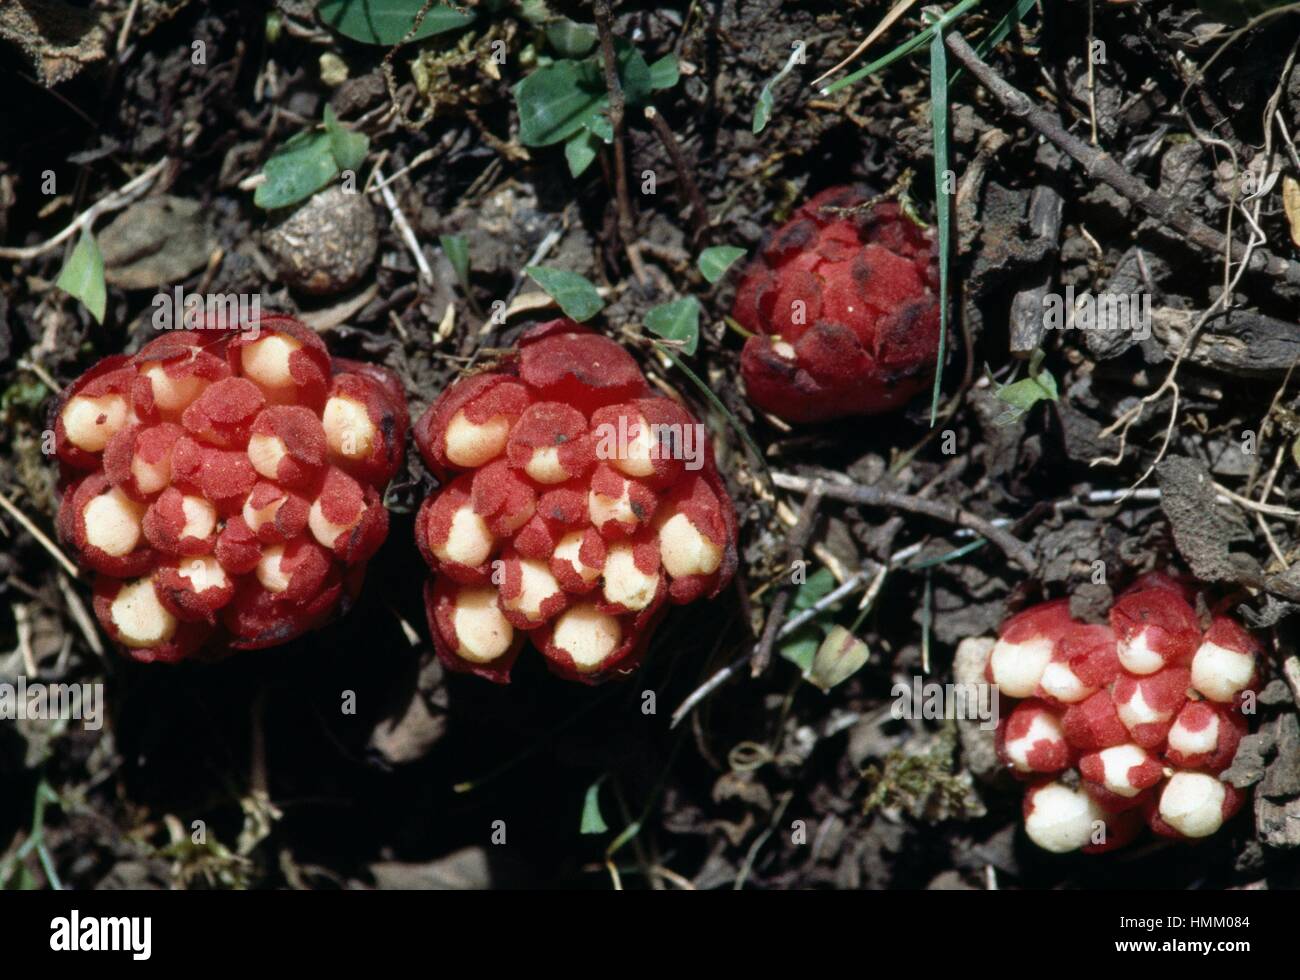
[{"x1": 861, "y1": 722, "x2": 985, "y2": 823}]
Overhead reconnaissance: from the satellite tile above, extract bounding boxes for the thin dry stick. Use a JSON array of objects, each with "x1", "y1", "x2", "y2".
[
  {"x1": 0, "y1": 159, "x2": 168, "y2": 261},
  {"x1": 1213, "y1": 481, "x2": 1300, "y2": 519},
  {"x1": 593, "y1": 0, "x2": 648, "y2": 285},
  {"x1": 372, "y1": 163, "x2": 434, "y2": 287},
  {"x1": 944, "y1": 33, "x2": 1300, "y2": 284},
  {"x1": 751, "y1": 481, "x2": 825, "y2": 678},
  {"x1": 643, "y1": 106, "x2": 710, "y2": 241},
  {"x1": 773, "y1": 471, "x2": 1039, "y2": 574},
  {"x1": 0, "y1": 492, "x2": 80, "y2": 579},
  {"x1": 57, "y1": 573, "x2": 104, "y2": 659}
]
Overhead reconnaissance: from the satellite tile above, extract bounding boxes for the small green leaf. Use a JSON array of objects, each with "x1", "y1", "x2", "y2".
[
  {"x1": 752, "y1": 85, "x2": 774, "y2": 135},
  {"x1": 526, "y1": 266, "x2": 604, "y2": 321},
  {"x1": 323, "y1": 105, "x2": 369, "y2": 173},
  {"x1": 545, "y1": 18, "x2": 597, "y2": 57},
  {"x1": 994, "y1": 354, "x2": 1059, "y2": 426},
  {"x1": 616, "y1": 44, "x2": 653, "y2": 106},
  {"x1": 514, "y1": 45, "x2": 652, "y2": 147},
  {"x1": 439, "y1": 234, "x2": 470, "y2": 289},
  {"x1": 254, "y1": 130, "x2": 338, "y2": 209},
  {"x1": 996, "y1": 372, "x2": 1058, "y2": 412},
  {"x1": 515, "y1": 60, "x2": 603, "y2": 147},
  {"x1": 317, "y1": 0, "x2": 474, "y2": 45},
  {"x1": 584, "y1": 113, "x2": 613, "y2": 143},
  {"x1": 565, "y1": 130, "x2": 600, "y2": 176},
  {"x1": 777, "y1": 567, "x2": 838, "y2": 674},
  {"x1": 697, "y1": 245, "x2": 746, "y2": 283},
  {"x1": 57, "y1": 229, "x2": 106, "y2": 323},
  {"x1": 779, "y1": 629, "x2": 820, "y2": 674},
  {"x1": 643, "y1": 297, "x2": 699, "y2": 356},
  {"x1": 752, "y1": 45, "x2": 802, "y2": 134},
  {"x1": 580, "y1": 777, "x2": 609, "y2": 834},
  {"x1": 649, "y1": 54, "x2": 679, "y2": 90}
]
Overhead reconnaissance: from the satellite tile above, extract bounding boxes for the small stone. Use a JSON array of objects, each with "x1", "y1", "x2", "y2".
[
  {"x1": 320, "y1": 52, "x2": 349, "y2": 87},
  {"x1": 264, "y1": 185, "x2": 378, "y2": 295}
]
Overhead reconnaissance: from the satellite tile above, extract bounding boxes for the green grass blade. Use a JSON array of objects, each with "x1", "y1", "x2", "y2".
[
  {"x1": 928, "y1": 13, "x2": 951, "y2": 426},
  {"x1": 951, "y1": 0, "x2": 1037, "y2": 85},
  {"x1": 820, "y1": 0, "x2": 982, "y2": 96}
]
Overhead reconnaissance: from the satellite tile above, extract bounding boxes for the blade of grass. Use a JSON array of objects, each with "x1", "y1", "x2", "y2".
[
  {"x1": 928, "y1": 9, "x2": 951, "y2": 426},
  {"x1": 951, "y1": 0, "x2": 1037, "y2": 85},
  {"x1": 907, "y1": 537, "x2": 987, "y2": 569},
  {"x1": 811, "y1": 0, "x2": 922, "y2": 87},
  {"x1": 819, "y1": 0, "x2": 981, "y2": 96}
]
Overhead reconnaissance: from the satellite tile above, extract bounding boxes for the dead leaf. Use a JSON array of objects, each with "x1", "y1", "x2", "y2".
[
  {"x1": 99, "y1": 196, "x2": 214, "y2": 290},
  {"x1": 1284, "y1": 176, "x2": 1300, "y2": 249}
]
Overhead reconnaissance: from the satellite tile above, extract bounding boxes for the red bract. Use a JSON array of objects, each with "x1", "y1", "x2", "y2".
[
  {"x1": 414, "y1": 320, "x2": 738, "y2": 685},
  {"x1": 731, "y1": 186, "x2": 941, "y2": 423},
  {"x1": 984, "y1": 581, "x2": 1262, "y2": 852},
  {"x1": 55, "y1": 315, "x2": 407, "y2": 662}
]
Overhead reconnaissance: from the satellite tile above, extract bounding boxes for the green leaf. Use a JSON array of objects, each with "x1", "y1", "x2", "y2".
[
  {"x1": 545, "y1": 18, "x2": 598, "y2": 58},
  {"x1": 254, "y1": 129, "x2": 338, "y2": 209},
  {"x1": 752, "y1": 83, "x2": 775, "y2": 135},
  {"x1": 514, "y1": 45, "x2": 652, "y2": 147},
  {"x1": 57, "y1": 229, "x2": 106, "y2": 323},
  {"x1": 752, "y1": 45, "x2": 803, "y2": 134},
  {"x1": 584, "y1": 113, "x2": 613, "y2": 144},
  {"x1": 697, "y1": 245, "x2": 746, "y2": 284},
  {"x1": 928, "y1": 14, "x2": 950, "y2": 426},
  {"x1": 643, "y1": 297, "x2": 700, "y2": 356},
  {"x1": 580, "y1": 777, "x2": 609, "y2": 834},
  {"x1": 777, "y1": 567, "x2": 837, "y2": 674},
  {"x1": 779, "y1": 629, "x2": 820, "y2": 674},
  {"x1": 649, "y1": 53, "x2": 679, "y2": 90},
  {"x1": 525, "y1": 266, "x2": 604, "y2": 321},
  {"x1": 616, "y1": 44, "x2": 653, "y2": 106},
  {"x1": 439, "y1": 234, "x2": 470, "y2": 289},
  {"x1": 996, "y1": 372, "x2": 1058, "y2": 411},
  {"x1": 994, "y1": 352, "x2": 1059, "y2": 426},
  {"x1": 793, "y1": 567, "x2": 837, "y2": 610},
  {"x1": 564, "y1": 130, "x2": 600, "y2": 176},
  {"x1": 515, "y1": 60, "x2": 603, "y2": 147},
  {"x1": 323, "y1": 105, "x2": 369, "y2": 173},
  {"x1": 317, "y1": 0, "x2": 475, "y2": 45}
]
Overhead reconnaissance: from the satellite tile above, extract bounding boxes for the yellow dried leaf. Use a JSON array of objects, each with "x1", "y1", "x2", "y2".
[{"x1": 1283, "y1": 176, "x2": 1300, "y2": 249}]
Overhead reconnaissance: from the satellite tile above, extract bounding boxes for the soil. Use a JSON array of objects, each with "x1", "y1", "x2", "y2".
[{"x1": 1, "y1": 0, "x2": 1299, "y2": 890}]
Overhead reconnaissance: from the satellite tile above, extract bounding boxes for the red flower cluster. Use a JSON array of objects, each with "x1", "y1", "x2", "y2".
[
  {"x1": 54, "y1": 316, "x2": 407, "y2": 662},
  {"x1": 987, "y1": 574, "x2": 1260, "y2": 853},
  {"x1": 732, "y1": 186, "x2": 942, "y2": 424},
  {"x1": 413, "y1": 320, "x2": 738, "y2": 684}
]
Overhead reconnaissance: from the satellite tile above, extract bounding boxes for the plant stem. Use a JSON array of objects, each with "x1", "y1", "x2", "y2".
[{"x1": 593, "y1": 0, "x2": 648, "y2": 285}]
